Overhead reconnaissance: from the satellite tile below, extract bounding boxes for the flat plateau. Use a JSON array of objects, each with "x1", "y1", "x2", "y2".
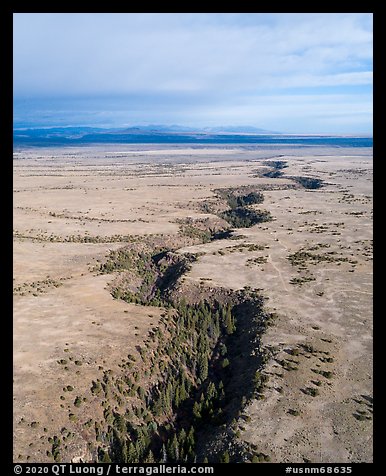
[{"x1": 13, "y1": 145, "x2": 373, "y2": 463}]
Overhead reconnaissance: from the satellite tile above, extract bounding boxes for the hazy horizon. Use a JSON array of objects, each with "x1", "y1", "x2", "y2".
[
  {"x1": 12, "y1": 121, "x2": 373, "y2": 137},
  {"x1": 13, "y1": 13, "x2": 373, "y2": 135}
]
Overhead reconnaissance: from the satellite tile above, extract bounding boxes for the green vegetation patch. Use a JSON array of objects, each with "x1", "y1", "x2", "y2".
[
  {"x1": 288, "y1": 249, "x2": 352, "y2": 267},
  {"x1": 264, "y1": 160, "x2": 288, "y2": 170},
  {"x1": 263, "y1": 170, "x2": 284, "y2": 178},
  {"x1": 84, "y1": 285, "x2": 272, "y2": 463},
  {"x1": 219, "y1": 208, "x2": 272, "y2": 228},
  {"x1": 215, "y1": 189, "x2": 264, "y2": 209},
  {"x1": 291, "y1": 176, "x2": 324, "y2": 189}
]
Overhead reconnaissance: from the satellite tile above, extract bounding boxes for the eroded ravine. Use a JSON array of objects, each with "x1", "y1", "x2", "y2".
[
  {"x1": 94, "y1": 243, "x2": 276, "y2": 463},
  {"x1": 38, "y1": 186, "x2": 278, "y2": 464}
]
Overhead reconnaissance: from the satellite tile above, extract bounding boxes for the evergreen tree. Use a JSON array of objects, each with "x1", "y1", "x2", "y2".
[
  {"x1": 218, "y1": 380, "x2": 225, "y2": 399},
  {"x1": 187, "y1": 426, "x2": 195, "y2": 448},
  {"x1": 198, "y1": 354, "x2": 208, "y2": 381},
  {"x1": 174, "y1": 385, "x2": 181, "y2": 408},
  {"x1": 161, "y1": 443, "x2": 167, "y2": 463},
  {"x1": 100, "y1": 450, "x2": 112, "y2": 463},
  {"x1": 121, "y1": 440, "x2": 128, "y2": 463},
  {"x1": 114, "y1": 414, "x2": 126, "y2": 433},
  {"x1": 178, "y1": 428, "x2": 186, "y2": 446},
  {"x1": 145, "y1": 450, "x2": 155, "y2": 463},
  {"x1": 179, "y1": 375, "x2": 188, "y2": 402},
  {"x1": 225, "y1": 307, "x2": 235, "y2": 334},
  {"x1": 172, "y1": 434, "x2": 179, "y2": 461},
  {"x1": 127, "y1": 442, "x2": 137, "y2": 463},
  {"x1": 206, "y1": 381, "x2": 217, "y2": 401}
]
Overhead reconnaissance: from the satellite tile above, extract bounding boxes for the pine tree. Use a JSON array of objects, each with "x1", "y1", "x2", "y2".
[
  {"x1": 206, "y1": 381, "x2": 217, "y2": 401},
  {"x1": 121, "y1": 440, "x2": 128, "y2": 463},
  {"x1": 198, "y1": 354, "x2": 208, "y2": 381},
  {"x1": 161, "y1": 443, "x2": 167, "y2": 463},
  {"x1": 221, "y1": 358, "x2": 230, "y2": 368},
  {"x1": 138, "y1": 426, "x2": 151, "y2": 452},
  {"x1": 177, "y1": 427, "x2": 186, "y2": 445},
  {"x1": 179, "y1": 297, "x2": 187, "y2": 318},
  {"x1": 187, "y1": 426, "x2": 195, "y2": 448},
  {"x1": 225, "y1": 307, "x2": 235, "y2": 335},
  {"x1": 172, "y1": 434, "x2": 179, "y2": 461},
  {"x1": 145, "y1": 450, "x2": 155, "y2": 463},
  {"x1": 127, "y1": 442, "x2": 137, "y2": 463},
  {"x1": 179, "y1": 376, "x2": 188, "y2": 402},
  {"x1": 111, "y1": 429, "x2": 125, "y2": 462},
  {"x1": 114, "y1": 413, "x2": 126, "y2": 433},
  {"x1": 100, "y1": 450, "x2": 112, "y2": 463},
  {"x1": 174, "y1": 385, "x2": 181, "y2": 408},
  {"x1": 218, "y1": 380, "x2": 225, "y2": 399}
]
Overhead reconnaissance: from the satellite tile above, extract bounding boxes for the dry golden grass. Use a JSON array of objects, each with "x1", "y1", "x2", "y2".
[{"x1": 13, "y1": 145, "x2": 372, "y2": 462}]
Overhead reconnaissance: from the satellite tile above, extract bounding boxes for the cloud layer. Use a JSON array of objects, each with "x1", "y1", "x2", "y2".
[{"x1": 13, "y1": 13, "x2": 373, "y2": 133}]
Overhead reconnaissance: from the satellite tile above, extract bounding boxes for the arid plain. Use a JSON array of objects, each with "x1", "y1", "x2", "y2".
[{"x1": 13, "y1": 145, "x2": 373, "y2": 463}]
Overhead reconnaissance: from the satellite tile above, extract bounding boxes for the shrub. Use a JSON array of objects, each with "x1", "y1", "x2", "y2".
[
  {"x1": 74, "y1": 396, "x2": 82, "y2": 407},
  {"x1": 91, "y1": 381, "x2": 102, "y2": 395},
  {"x1": 302, "y1": 387, "x2": 319, "y2": 397},
  {"x1": 320, "y1": 371, "x2": 333, "y2": 379},
  {"x1": 221, "y1": 358, "x2": 230, "y2": 368}
]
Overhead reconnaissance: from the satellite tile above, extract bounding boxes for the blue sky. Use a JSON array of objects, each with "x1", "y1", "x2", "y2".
[{"x1": 13, "y1": 13, "x2": 373, "y2": 134}]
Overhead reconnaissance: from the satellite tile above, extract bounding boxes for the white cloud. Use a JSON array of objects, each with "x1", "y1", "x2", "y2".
[
  {"x1": 13, "y1": 13, "x2": 373, "y2": 95},
  {"x1": 13, "y1": 13, "x2": 373, "y2": 133}
]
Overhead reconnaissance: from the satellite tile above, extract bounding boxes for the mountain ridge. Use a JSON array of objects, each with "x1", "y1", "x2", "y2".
[{"x1": 14, "y1": 124, "x2": 280, "y2": 136}]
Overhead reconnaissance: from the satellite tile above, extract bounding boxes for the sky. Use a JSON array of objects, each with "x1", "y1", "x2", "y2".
[{"x1": 13, "y1": 13, "x2": 373, "y2": 134}]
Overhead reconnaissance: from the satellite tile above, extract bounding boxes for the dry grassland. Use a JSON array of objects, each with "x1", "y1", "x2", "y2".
[{"x1": 13, "y1": 145, "x2": 372, "y2": 463}]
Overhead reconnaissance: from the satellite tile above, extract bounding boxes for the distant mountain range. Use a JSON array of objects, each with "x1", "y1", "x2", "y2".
[
  {"x1": 13, "y1": 125, "x2": 372, "y2": 148},
  {"x1": 14, "y1": 124, "x2": 280, "y2": 137},
  {"x1": 115, "y1": 125, "x2": 280, "y2": 134}
]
